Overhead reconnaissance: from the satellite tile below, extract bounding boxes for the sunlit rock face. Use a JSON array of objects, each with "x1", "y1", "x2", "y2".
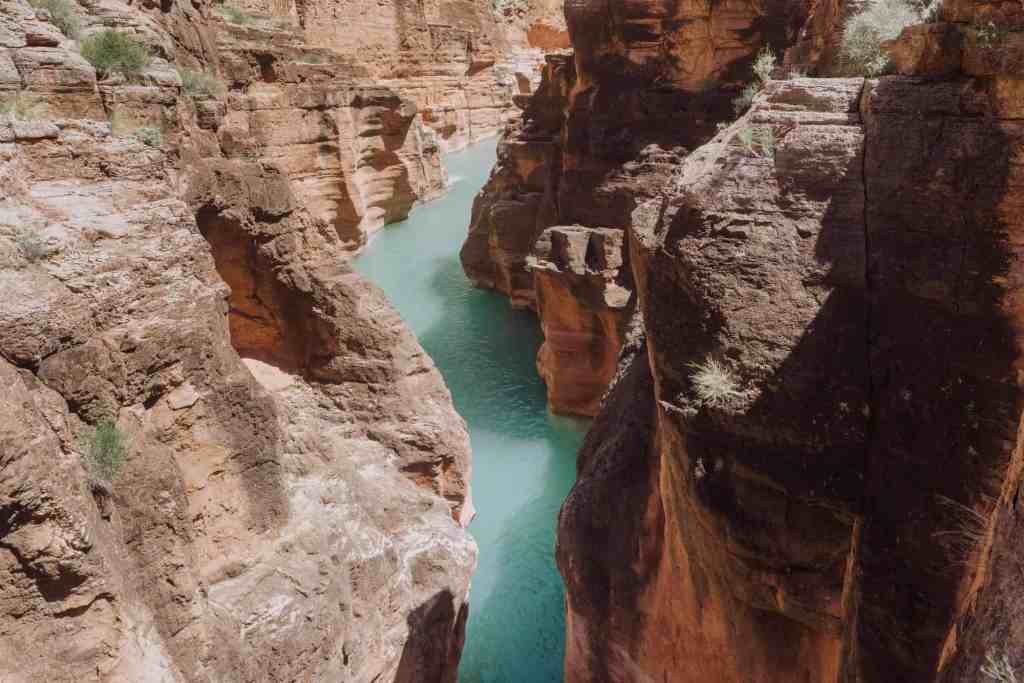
[{"x1": 0, "y1": 0, "x2": 485, "y2": 678}]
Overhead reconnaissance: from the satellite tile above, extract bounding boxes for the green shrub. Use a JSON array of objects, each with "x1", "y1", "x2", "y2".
[
  {"x1": 179, "y1": 68, "x2": 225, "y2": 99},
  {"x1": 736, "y1": 126, "x2": 755, "y2": 152},
  {"x1": 28, "y1": 0, "x2": 80, "y2": 38},
  {"x1": 80, "y1": 30, "x2": 152, "y2": 79},
  {"x1": 135, "y1": 126, "x2": 162, "y2": 147},
  {"x1": 756, "y1": 127, "x2": 775, "y2": 158},
  {"x1": 84, "y1": 420, "x2": 127, "y2": 482},
  {"x1": 0, "y1": 93, "x2": 47, "y2": 121},
  {"x1": 299, "y1": 52, "x2": 324, "y2": 64},
  {"x1": 14, "y1": 229, "x2": 49, "y2": 262},
  {"x1": 689, "y1": 358, "x2": 741, "y2": 408},
  {"x1": 841, "y1": 0, "x2": 921, "y2": 76},
  {"x1": 109, "y1": 111, "x2": 163, "y2": 146},
  {"x1": 216, "y1": 5, "x2": 255, "y2": 25}
]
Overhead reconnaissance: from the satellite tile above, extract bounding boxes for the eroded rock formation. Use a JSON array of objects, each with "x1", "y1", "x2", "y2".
[
  {"x1": 462, "y1": 0, "x2": 816, "y2": 413},
  {"x1": 556, "y1": 0, "x2": 1024, "y2": 680},
  {"x1": 0, "y1": 0, "x2": 512, "y2": 676}
]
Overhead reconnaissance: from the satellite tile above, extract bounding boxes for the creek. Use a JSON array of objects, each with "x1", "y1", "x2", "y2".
[{"x1": 355, "y1": 139, "x2": 587, "y2": 682}]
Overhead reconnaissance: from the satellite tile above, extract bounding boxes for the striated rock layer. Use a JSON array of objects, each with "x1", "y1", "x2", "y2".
[
  {"x1": 556, "y1": 1, "x2": 1024, "y2": 680},
  {"x1": 0, "y1": 0, "x2": 489, "y2": 678}
]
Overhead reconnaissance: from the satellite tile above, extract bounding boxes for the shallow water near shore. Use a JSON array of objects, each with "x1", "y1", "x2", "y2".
[{"x1": 354, "y1": 139, "x2": 588, "y2": 682}]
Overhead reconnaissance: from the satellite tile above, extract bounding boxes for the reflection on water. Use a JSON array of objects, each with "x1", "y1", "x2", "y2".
[{"x1": 355, "y1": 140, "x2": 587, "y2": 682}]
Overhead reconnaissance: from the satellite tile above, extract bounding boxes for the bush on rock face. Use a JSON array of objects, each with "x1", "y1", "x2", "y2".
[
  {"x1": 179, "y1": 68, "x2": 226, "y2": 99},
  {"x1": 84, "y1": 420, "x2": 127, "y2": 483},
  {"x1": 841, "y1": 0, "x2": 923, "y2": 75},
  {"x1": 80, "y1": 30, "x2": 151, "y2": 80},
  {"x1": 28, "y1": 0, "x2": 80, "y2": 38},
  {"x1": 0, "y1": 93, "x2": 47, "y2": 121}
]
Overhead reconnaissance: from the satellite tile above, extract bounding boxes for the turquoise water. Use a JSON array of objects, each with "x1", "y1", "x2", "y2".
[{"x1": 354, "y1": 140, "x2": 587, "y2": 682}]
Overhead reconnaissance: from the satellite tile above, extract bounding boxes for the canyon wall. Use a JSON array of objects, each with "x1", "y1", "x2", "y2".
[
  {"x1": 0, "y1": 0, "x2": 521, "y2": 676},
  {"x1": 551, "y1": 0, "x2": 1024, "y2": 680},
  {"x1": 461, "y1": 0, "x2": 813, "y2": 414}
]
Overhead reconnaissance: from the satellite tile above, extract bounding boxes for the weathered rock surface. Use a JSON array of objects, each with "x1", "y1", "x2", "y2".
[
  {"x1": 557, "y1": 4, "x2": 1024, "y2": 678},
  {"x1": 0, "y1": 0, "x2": 500, "y2": 677},
  {"x1": 463, "y1": 0, "x2": 814, "y2": 413},
  {"x1": 224, "y1": 0, "x2": 568, "y2": 152},
  {"x1": 0, "y1": 111, "x2": 476, "y2": 682}
]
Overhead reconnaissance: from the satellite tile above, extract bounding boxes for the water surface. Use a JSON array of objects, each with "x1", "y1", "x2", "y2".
[{"x1": 355, "y1": 140, "x2": 587, "y2": 682}]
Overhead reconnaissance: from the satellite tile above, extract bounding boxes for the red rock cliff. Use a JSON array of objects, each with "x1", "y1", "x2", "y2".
[
  {"x1": 461, "y1": 0, "x2": 815, "y2": 414},
  {"x1": 556, "y1": 0, "x2": 1024, "y2": 680},
  {"x1": 0, "y1": 0, "x2": 507, "y2": 678}
]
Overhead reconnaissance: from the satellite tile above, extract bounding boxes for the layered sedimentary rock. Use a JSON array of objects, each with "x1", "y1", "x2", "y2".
[
  {"x1": 222, "y1": 0, "x2": 568, "y2": 151},
  {"x1": 557, "y1": 3, "x2": 1024, "y2": 679},
  {"x1": 0, "y1": 0, "x2": 480, "y2": 679},
  {"x1": 529, "y1": 225, "x2": 631, "y2": 416},
  {"x1": 462, "y1": 0, "x2": 812, "y2": 412}
]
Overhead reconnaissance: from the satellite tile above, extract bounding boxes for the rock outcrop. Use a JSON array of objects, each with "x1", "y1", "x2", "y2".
[
  {"x1": 556, "y1": 0, "x2": 1024, "y2": 680},
  {"x1": 528, "y1": 225, "x2": 631, "y2": 416},
  {"x1": 461, "y1": 0, "x2": 816, "y2": 413},
  {"x1": 0, "y1": 0, "x2": 512, "y2": 676}
]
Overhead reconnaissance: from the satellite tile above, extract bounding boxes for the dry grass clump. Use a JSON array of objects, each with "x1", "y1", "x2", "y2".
[
  {"x1": 689, "y1": 358, "x2": 742, "y2": 408},
  {"x1": 0, "y1": 93, "x2": 48, "y2": 121},
  {"x1": 983, "y1": 651, "x2": 1019, "y2": 683}
]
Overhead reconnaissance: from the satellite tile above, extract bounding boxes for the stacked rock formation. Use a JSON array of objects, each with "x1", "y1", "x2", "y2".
[{"x1": 548, "y1": 0, "x2": 1024, "y2": 680}]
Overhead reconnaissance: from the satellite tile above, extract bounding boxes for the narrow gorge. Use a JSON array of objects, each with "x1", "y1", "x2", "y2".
[{"x1": 3, "y1": 0, "x2": 1024, "y2": 678}]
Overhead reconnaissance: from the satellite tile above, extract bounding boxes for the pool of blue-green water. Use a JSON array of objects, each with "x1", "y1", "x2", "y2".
[{"x1": 354, "y1": 139, "x2": 588, "y2": 682}]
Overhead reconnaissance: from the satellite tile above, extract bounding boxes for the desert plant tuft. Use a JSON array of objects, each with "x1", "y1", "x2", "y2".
[
  {"x1": 216, "y1": 5, "x2": 255, "y2": 24},
  {"x1": 976, "y1": 21, "x2": 1009, "y2": 49},
  {"x1": 14, "y1": 229, "x2": 49, "y2": 262},
  {"x1": 28, "y1": 0, "x2": 80, "y2": 38},
  {"x1": 84, "y1": 420, "x2": 127, "y2": 483},
  {"x1": 841, "y1": 0, "x2": 921, "y2": 76},
  {"x1": 179, "y1": 68, "x2": 225, "y2": 99},
  {"x1": 736, "y1": 126, "x2": 755, "y2": 152},
  {"x1": 756, "y1": 127, "x2": 775, "y2": 158},
  {"x1": 982, "y1": 651, "x2": 1019, "y2": 683},
  {"x1": 134, "y1": 126, "x2": 162, "y2": 147},
  {"x1": 0, "y1": 93, "x2": 48, "y2": 121},
  {"x1": 689, "y1": 358, "x2": 742, "y2": 408},
  {"x1": 80, "y1": 30, "x2": 152, "y2": 79},
  {"x1": 752, "y1": 47, "x2": 776, "y2": 84}
]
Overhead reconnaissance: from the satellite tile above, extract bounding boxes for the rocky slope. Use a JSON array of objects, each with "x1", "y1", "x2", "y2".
[
  {"x1": 0, "y1": 0, "x2": 556, "y2": 676},
  {"x1": 552, "y1": 0, "x2": 1024, "y2": 680}
]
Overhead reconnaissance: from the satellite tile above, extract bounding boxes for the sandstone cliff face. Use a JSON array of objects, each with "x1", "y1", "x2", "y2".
[
  {"x1": 557, "y1": 1, "x2": 1024, "y2": 680},
  {"x1": 223, "y1": 0, "x2": 567, "y2": 152},
  {"x1": 0, "y1": 0, "x2": 484, "y2": 678},
  {"x1": 462, "y1": 0, "x2": 814, "y2": 412}
]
